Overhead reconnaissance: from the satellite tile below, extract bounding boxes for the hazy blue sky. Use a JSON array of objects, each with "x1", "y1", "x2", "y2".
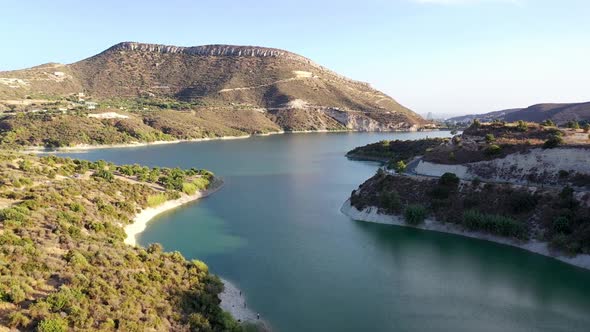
[{"x1": 3, "y1": 0, "x2": 589, "y2": 116}]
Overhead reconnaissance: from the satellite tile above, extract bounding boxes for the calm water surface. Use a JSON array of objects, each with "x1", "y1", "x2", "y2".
[{"x1": 62, "y1": 132, "x2": 590, "y2": 332}]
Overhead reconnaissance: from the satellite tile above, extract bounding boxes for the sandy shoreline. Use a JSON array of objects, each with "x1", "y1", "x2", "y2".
[
  {"x1": 25, "y1": 135, "x2": 253, "y2": 153},
  {"x1": 23, "y1": 128, "x2": 430, "y2": 153},
  {"x1": 341, "y1": 199, "x2": 590, "y2": 271},
  {"x1": 220, "y1": 278, "x2": 269, "y2": 329},
  {"x1": 124, "y1": 179, "x2": 223, "y2": 246}
]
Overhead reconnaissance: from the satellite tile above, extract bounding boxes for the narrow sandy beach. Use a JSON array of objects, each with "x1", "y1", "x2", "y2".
[
  {"x1": 220, "y1": 279, "x2": 271, "y2": 330},
  {"x1": 124, "y1": 179, "x2": 223, "y2": 246},
  {"x1": 219, "y1": 279, "x2": 254, "y2": 321},
  {"x1": 26, "y1": 135, "x2": 253, "y2": 153},
  {"x1": 341, "y1": 199, "x2": 590, "y2": 271}
]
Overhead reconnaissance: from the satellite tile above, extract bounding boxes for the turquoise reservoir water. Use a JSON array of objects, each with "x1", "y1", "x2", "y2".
[{"x1": 62, "y1": 132, "x2": 590, "y2": 332}]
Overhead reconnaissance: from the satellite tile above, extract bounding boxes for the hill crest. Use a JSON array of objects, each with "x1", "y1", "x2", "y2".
[{"x1": 448, "y1": 102, "x2": 590, "y2": 124}]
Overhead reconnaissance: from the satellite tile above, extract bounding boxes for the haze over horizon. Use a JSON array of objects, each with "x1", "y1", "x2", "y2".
[{"x1": 3, "y1": 0, "x2": 589, "y2": 117}]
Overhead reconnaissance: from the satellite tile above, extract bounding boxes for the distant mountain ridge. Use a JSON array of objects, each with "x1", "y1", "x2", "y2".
[
  {"x1": 0, "y1": 42, "x2": 426, "y2": 132},
  {"x1": 448, "y1": 102, "x2": 590, "y2": 124}
]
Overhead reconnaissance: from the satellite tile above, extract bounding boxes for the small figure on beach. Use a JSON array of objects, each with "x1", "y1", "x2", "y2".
[
  {"x1": 257, "y1": 313, "x2": 260, "y2": 320},
  {"x1": 239, "y1": 291, "x2": 241, "y2": 296}
]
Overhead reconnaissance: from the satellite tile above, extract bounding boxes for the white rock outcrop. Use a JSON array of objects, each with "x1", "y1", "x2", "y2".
[{"x1": 415, "y1": 148, "x2": 590, "y2": 185}]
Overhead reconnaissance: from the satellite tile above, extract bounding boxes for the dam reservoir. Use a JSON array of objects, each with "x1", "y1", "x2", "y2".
[{"x1": 62, "y1": 132, "x2": 590, "y2": 332}]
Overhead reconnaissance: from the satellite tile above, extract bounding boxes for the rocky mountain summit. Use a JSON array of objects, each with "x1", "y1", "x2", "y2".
[{"x1": 107, "y1": 42, "x2": 318, "y2": 64}]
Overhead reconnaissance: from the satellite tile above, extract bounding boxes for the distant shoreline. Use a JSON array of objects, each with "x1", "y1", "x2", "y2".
[
  {"x1": 341, "y1": 199, "x2": 590, "y2": 271},
  {"x1": 23, "y1": 128, "x2": 431, "y2": 153}
]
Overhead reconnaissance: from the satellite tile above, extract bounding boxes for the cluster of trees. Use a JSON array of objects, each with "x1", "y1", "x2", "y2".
[
  {"x1": 463, "y1": 210, "x2": 527, "y2": 239},
  {"x1": 116, "y1": 163, "x2": 213, "y2": 193}
]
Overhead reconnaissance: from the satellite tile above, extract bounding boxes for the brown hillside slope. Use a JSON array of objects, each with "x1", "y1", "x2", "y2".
[
  {"x1": 0, "y1": 42, "x2": 426, "y2": 132},
  {"x1": 70, "y1": 43, "x2": 415, "y2": 114}
]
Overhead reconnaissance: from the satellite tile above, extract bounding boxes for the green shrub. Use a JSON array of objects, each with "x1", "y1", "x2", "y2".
[
  {"x1": 567, "y1": 120, "x2": 580, "y2": 129},
  {"x1": 147, "y1": 194, "x2": 167, "y2": 207},
  {"x1": 18, "y1": 159, "x2": 32, "y2": 171},
  {"x1": 166, "y1": 191, "x2": 182, "y2": 200},
  {"x1": 430, "y1": 186, "x2": 451, "y2": 199},
  {"x1": 394, "y1": 160, "x2": 407, "y2": 173},
  {"x1": 509, "y1": 192, "x2": 537, "y2": 213},
  {"x1": 96, "y1": 202, "x2": 117, "y2": 218},
  {"x1": 64, "y1": 250, "x2": 89, "y2": 267},
  {"x1": 0, "y1": 207, "x2": 28, "y2": 223},
  {"x1": 516, "y1": 120, "x2": 528, "y2": 132},
  {"x1": 543, "y1": 134, "x2": 563, "y2": 149},
  {"x1": 439, "y1": 172, "x2": 460, "y2": 187},
  {"x1": 485, "y1": 134, "x2": 495, "y2": 143},
  {"x1": 9, "y1": 284, "x2": 26, "y2": 303},
  {"x1": 8, "y1": 311, "x2": 31, "y2": 328},
  {"x1": 550, "y1": 233, "x2": 569, "y2": 251},
  {"x1": 37, "y1": 317, "x2": 68, "y2": 332},
  {"x1": 559, "y1": 186, "x2": 574, "y2": 200},
  {"x1": 93, "y1": 169, "x2": 114, "y2": 182},
  {"x1": 485, "y1": 144, "x2": 502, "y2": 156},
  {"x1": 449, "y1": 151, "x2": 456, "y2": 161},
  {"x1": 147, "y1": 243, "x2": 163, "y2": 254},
  {"x1": 192, "y1": 177, "x2": 210, "y2": 190},
  {"x1": 379, "y1": 190, "x2": 401, "y2": 213},
  {"x1": 182, "y1": 182, "x2": 197, "y2": 195},
  {"x1": 192, "y1": 259, "x2": 209, "y2": 273},
  {"x1": 69, "y1": 202, "x2": 85, "y2": 213},
  {"x1": 188, "y1": 313, "x2": 211, "y2": 330},
  {"x1": 463, "y1": 210, "x2": 527, "y2": 239},
  {"x1": 553, "y1": 216, "x2": 571, "y2": 234},
  {"x1": 404, "y1": 204, "x2": 427, "y2": 225}
]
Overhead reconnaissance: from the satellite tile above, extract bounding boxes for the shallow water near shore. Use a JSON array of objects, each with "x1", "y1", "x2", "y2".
[{"x1": 61, "y1": 131, "x2": 590, "y2": 332}]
